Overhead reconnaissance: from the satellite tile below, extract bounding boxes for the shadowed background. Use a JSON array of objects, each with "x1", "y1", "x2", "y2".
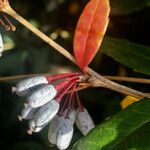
[{"x1": 0, "y1": 0, "x2": 150, "y2": 149}]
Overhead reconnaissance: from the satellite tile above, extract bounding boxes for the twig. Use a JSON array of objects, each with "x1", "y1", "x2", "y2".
[
  {"x1": 87, "y1": 68, "x2": 149, "y2": 98},
  {"x1": 0, "y1": 73, "x2": 150, "y2": 84},
  {"x1": 0, "y1": 73, "x2": 48, "y2": 81},
  {"x1": 104, "y1": 76, "x2": 150, "y2": 84},
  {"x1": 1, "y1": 3, "x2": 149, "y2": 99}
]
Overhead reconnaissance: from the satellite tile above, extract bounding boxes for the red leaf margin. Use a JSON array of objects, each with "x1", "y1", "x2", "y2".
[{"x1": 73, "y1": 0, "x2": 110, "y2": 71}]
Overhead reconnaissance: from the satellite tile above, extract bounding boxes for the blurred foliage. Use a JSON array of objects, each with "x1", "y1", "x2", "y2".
[
  {"x1": 110, "y1": 0, "x2": 150, "y2": 15},
  {"x1": 101, "y1": 37, "x2": 150, "y2": 75},
  {"x1": 0, "y1": 0, "x2": 150, "y2": 150}
]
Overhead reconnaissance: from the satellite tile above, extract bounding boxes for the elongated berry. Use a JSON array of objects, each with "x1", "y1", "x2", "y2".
[
  {"x1": 57, "y1": 118, "x2": 73, "y2": 150},
  {"x1": 0, "y1": 33, "x2": 3, "y2": 57},
  {"x1": 28, "y1": 100, "x2": 59, "y2": 135},
  {"x1": 48, "y1": 115, "x2": 71, "y2": 145},
  {"x1": 48, "y1": 114, "x2": 74, "y2": 148},
  {"x1": 18, "y1": 105, "x2": 38, "y2": 121},
  {"x1": 76, "y1": 108, "x2": 95, "y2": 135},
  {"x1": 28, "y1": 119, "x2": 46, "y2": 134},
  {"x1": 31, "y1": 100, "x2": 59, "y2": 128},
  {"x1": 48, "y1": 116, "x2": 60, "y2": 145},
  {"x1": 63, "y1": 109, "x2": 76, "y2": 125},
  {"x1": 12, "y1": 76, "x2": 48, "y2": 96},
  {"x1": 27, "y1": 84, "x2": 57, "y2": 108}
]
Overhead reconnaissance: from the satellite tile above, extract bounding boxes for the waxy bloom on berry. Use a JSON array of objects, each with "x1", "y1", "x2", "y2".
[
  {"x1": 28, "y1": 119, "x2": 46, "y2": 134},
  {"x1": 48, "y1": 116, "x2": 60, "y2": 145},
  {"x1": 13, "y1": 73, "x2": 95, "y2": 149},
  {"x1": 76, "y1": 108, "x2": 95, "y2": 135},
  {"x1": 57, "y1": 117, "x2": 74, "y2": 150},
  {"x1": 27, "y1": 84, "x2": 57, "y2": 108},
  {"x1": 28, "y1": 99, "x2": 59, "y2": 134},
  {"x1": 18, "y1": 105, "x2": 38, "y2": 121},
  {"x1": 48, "y1": 114, "x2": 74, "y2": 150},
  {"x1": 12, "y1": 76, "x2": 49, "y2": 96},
  {"x1": 32, "y1": 99, "x2": 59, "y2": 127},
  {"x1": 62, "y1": 109, "x2": 76, "y2": 125}
]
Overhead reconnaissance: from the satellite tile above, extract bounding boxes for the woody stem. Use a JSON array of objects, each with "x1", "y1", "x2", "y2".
[
  {"x1": 4, "y1": 5, "x2": 149, "y2": 99},
  {"x1": 0, "y1": 74, "x2": 150, "y2": 84}
]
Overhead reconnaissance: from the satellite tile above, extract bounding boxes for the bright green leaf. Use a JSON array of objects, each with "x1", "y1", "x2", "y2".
[
  {"x1": 72, "y1": 99, "x2": 150, "y2": 150},
  {"x1": 101, "y1": 37, "x2": 150, "y2": 75}
]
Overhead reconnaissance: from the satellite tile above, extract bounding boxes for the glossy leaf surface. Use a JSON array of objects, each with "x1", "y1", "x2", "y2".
[
  {"x1": 72, "y1": 99, "x2": 150, "y2": 150},
  {"x1": 101, "y1": 37, "x2": 150, "y2": 75},
  {"x1": 73, "y1": 0, "x2": 110, "y2": 71}
]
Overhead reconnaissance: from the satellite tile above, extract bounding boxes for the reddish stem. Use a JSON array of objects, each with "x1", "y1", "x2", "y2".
[
  {"x1": 55, "y1": 79, "x2": 70, "y2": 92},
  {"x1": 59, "y1": 93, "x2": 70, "y2": 116},
  {"x1": 57, "y1": 81, "x2": 76, "y2": 103},
  {"x1": 66, "y1": 83, "x2": 77, "y2": 118},
  {"x1": 76, "y1": 92, "x2": 84, "y2": 111},
  {"x1": 0, "y1": 18, "x2": 10, "y2": 31},
  {"x1": 3, "y1": 15, "x2": 16, "y2": 31},
  {"x1": 70, "y1": 90, "x2": 75, "y2": 110},
  {"x1": 55, "y1": 75, "x2": 79, "y2": 91},
  {"x1": 46, "y1": 72, "x2": 80, "y2": 83}
]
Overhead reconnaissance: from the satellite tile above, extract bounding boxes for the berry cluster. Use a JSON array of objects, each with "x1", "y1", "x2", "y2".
[{"x1": 13, "y1": 73, "x2": 95, "y2": 149}]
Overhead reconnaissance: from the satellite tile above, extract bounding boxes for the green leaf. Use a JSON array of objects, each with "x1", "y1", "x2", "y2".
[
  {"x1": 115, "y1": 122, "x2": 150, "y2": 150},
  {"x1": 101, "y1": 37, "x2": 150, "y2": 75},
  {"x1": 110, "y1": 0, "x2": 150, "y2": 15},
  {"x1": 72, "y1": 99, "x2": 150, "y2": 150}
]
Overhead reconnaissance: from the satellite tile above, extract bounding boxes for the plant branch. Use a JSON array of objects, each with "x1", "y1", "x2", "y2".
[
  {"x1": 0, "y1": 74, "x2": 150, "y2": 84},
  {"x1": 0, "y1": 73, "x2": 48, "y2": 81},
  {"x1": 3, "y1": 4, "x2": 150, "y2": 99},
  {"x1": 104, "y1": 76, "x2": 150, "y2": 84}
]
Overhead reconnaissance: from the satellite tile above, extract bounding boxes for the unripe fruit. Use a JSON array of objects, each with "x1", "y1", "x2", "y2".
[
  {"x1": 27, "y1": 85, "x2": 57, "y2": 108},
  {"x1": 48, "y1": 115, "x2": 74, "y2": 149},
  {"x1": 48, "y1": 116, "x2": 59, "y2": 145},
  {"x1": 63, "y1": 109, "x2": 76, "y2": 125},
  {"x1": 57, "y1": 118, "x2": 73, "y2": 150},
  {"x1": 28, "y1": 119, "x2": 46, "y2": 134},
  {"x1": 76, "y1": 108, "x2": 95, "y2": 135},
  {"x1": 18, "y1": 105, "x2": 38, "y2": 121},
  {"x1": 32, "y1": 100, "x2": 59, "y2": 127},
  {"x1": 13, "y1": 76, "x2": 48, "y2": 96}
]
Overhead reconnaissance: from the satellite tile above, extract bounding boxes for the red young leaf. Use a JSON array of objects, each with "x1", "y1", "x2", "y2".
[{"x1": 73, "y1": 0, "x2": 110, "y2": 71}]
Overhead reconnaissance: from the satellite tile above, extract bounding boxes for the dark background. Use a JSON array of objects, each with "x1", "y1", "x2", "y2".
[{"x1": 0, "y1": 0, "x2": 150, "y2": 149}]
